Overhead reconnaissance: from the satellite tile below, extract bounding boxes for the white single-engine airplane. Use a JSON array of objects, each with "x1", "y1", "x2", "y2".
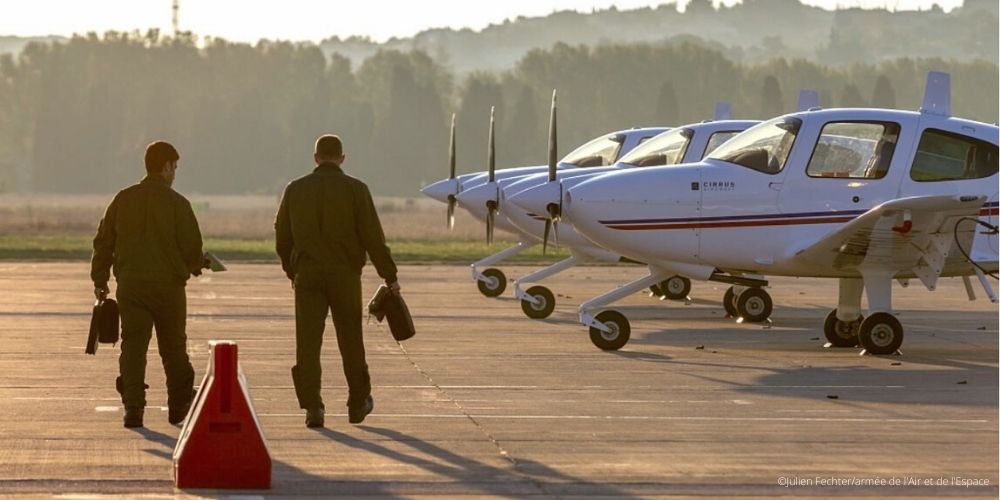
[
  {"x1": 496, "y1": 100, "x2": 759, "y2": 319},
  {"x1": 421, "y1": 108, "x2": 667, "y2": 297},
  {"x1": 511, "y1": 72, "x2": 998, "y2": 355},
  {"x1": 505, "y1": 91, "x2": 822, "y2": 321}
]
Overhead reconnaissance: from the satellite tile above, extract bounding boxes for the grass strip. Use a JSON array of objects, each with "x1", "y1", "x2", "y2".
[{"x1": 0, "y1": 234, "x2": 571, "y2": 264}]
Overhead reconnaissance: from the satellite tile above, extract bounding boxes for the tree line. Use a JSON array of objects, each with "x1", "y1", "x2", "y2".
[{"x1": 0, "y1": 31, "x2": 996, "y2": 196}]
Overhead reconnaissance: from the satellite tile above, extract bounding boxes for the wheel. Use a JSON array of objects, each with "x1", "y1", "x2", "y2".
[
  {"x1": 520, "y1": 285, "x2": 556, "y2": 319},
  {"x1": 857, "y1": 312, "x2": 903, "y2": 355},
  {"x1": 476, "y1": 268, "x2": 507, "y2": 297},
  {"x1": 723, "y1": 286, "x2": 738, "y2": 317},
  {"x1": 588, "y1": 310, "x2": 631, "y2": 351},
  {"x1": 823, "y1": 309, "x2": 862, "y2": 347},
  {"x1": 736, "y1": 287, "x2": 772, "y2": 323},
  {"x1": 648, "y1": 284, "x2": 663, "y2": 297},
  {"x1": 660, "y1": 276, "x2": 691, "y2": 301}
]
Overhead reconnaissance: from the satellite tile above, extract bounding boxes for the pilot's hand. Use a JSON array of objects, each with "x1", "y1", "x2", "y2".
[
  {"x1": 388, "y1": 281, "x2": 401, "y2": 295},
  {"x1": 94, "y1": 284, "x2": 109, "y2": 301}
]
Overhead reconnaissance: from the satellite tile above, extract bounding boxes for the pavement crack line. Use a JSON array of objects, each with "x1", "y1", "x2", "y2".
[{"x1": 385, "y1": 329, "x2": 547, "y2": 492}]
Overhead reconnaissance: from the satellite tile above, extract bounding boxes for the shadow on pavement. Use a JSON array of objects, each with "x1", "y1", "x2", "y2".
[{"x1": 311, "y1": 425, "x2": 638, "y2": 497}]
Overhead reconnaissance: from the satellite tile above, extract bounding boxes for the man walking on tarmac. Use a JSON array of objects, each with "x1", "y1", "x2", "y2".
[
  {"x1": 275, "y1": 134, "x2": 400, "y2": 428},
  {"x1": 92, "y1": 141, "x2": 204, "y2": 428}
]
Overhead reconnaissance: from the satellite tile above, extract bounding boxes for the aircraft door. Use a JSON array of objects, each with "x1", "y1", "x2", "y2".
[
  {"x1": 698, "y1": 167, "x2": 783, "y2": 268},
  {"x1": 778, "y1": 120, "x2": 906, "y2": 217},
  {"x1": 898, "y1": 123, "x2": 1000, "y2": 258}
]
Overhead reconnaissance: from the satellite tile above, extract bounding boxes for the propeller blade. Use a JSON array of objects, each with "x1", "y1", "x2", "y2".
[
  {"x1": 448, "y1": 113, "x2": 456, "y2": 180},
  {"x1": 486, "y1": 206, "x2": 495, "y2": 245},
  {"x1": 487, "y1": 106, "x2": 496, "y2": 183},
  {"x1": 446, "y1": 196, "x2": 456, "y2": 230},
  {"x1": 542, "y1": 219, "x2": 551, "y2": 255},
  {"x1": 547, "y1": 89, "x2": 558, "y2": 183},
  {"x1": 553, "y1": 220, "x2": 559, "y2": 247}
]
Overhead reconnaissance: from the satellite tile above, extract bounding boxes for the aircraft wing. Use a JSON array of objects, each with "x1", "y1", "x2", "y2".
[{"x1": 790, "y1": 195, "x2": 990, "y2": 290}]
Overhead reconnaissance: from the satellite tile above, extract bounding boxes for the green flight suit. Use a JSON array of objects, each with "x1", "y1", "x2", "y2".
[
  {"x1": 275, "y1": 162, "x2": 397, "y2": 411},
  {"x1": 91, "y1": 175, "x2": 204, "y2": 409}
]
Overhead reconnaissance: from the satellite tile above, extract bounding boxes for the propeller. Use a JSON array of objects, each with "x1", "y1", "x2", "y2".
[
  {"x1": 542, "y1": 90, "x2": 560, "y2": 254},
  {"x1": 446, "y1": 113, "x2": 457, "y2": 230},
  {"x1": 485, "y1": 106, "x2": 498, "y2": 245}
]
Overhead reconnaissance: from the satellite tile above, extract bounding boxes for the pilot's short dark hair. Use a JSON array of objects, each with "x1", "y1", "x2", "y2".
[
  {"x1": 315, "y1": 134, "x2": 344, "y2": 160},
  {"x1": 144, "y1": 141, "x2": 179, "y2": 173}
]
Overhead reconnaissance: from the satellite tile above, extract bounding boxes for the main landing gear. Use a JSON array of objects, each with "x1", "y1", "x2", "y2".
[
  {"x1": 649, "y1": 275, "x2": 691, "y2": 301},
  {"x1": 825, "y1": 276, "x2": 903, "y2": 355},
  {"x1": 823, "y1": 309, "x2": 862, "y2": 347},
  {"x1": 722, "y1": 285, "x2": 773, "y2": 323},
  {"x1": 857, "y1": 312, "x2": 904, "y2": 355}
]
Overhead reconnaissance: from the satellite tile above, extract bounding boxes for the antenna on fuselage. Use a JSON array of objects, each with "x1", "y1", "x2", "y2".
[
  {"x1": 920, "y1": 71, "x2": 951, "y2": 117},
  {"x1": 796, "y1": 90, "x2": 820, "y2": 112},
  {"x1": 713, "y1": 102, "x2": 732, "y2": 121}
]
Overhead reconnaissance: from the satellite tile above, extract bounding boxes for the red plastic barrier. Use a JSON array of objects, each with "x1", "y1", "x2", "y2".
[{"x1": 174, "y1": 341, "x2": 271, "y2": 489}]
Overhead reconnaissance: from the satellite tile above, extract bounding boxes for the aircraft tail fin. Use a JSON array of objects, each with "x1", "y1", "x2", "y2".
[
  {"x1": 920, "y1": 71, "x2": 951, "y2": 117},
  {"x1": 796, "y1": 90, "x2": 820, "y2": 112},
  {"x1": 713, "y1": 101, "x2": 732, "y2": 121}
]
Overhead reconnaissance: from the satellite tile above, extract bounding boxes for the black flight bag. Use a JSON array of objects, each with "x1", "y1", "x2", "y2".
[
  {"x1": 85, "y1": 298, "x2": 120, "y2": 355},
  {"x1": 367, "y1": 285, "x2": 415, "y2": 342}
]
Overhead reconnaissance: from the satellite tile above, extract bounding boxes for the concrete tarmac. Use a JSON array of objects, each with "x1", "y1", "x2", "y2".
[{"x1": 0, "y1": 263, "x2": 996, "y2": 497}]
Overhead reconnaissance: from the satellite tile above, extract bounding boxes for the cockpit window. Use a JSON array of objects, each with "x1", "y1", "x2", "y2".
[
  {"x1": 701, "y1": 130, "x2": 742, "y2": 158},
  {"x1": 806, "y1": 121, "x2": 900, "y2": 179},
  {"x1": 709, "y1": 117, "x2": 801, "y2": 175},
  {"x1": 617, "y1": 128, "x2": 692, "y2": 167},
  {"x1": 561, "y1": 133, "x2": 624, "y2": 168},
  {"x1": 910, "y1": 128, "x2": 999, "y2": 182}
]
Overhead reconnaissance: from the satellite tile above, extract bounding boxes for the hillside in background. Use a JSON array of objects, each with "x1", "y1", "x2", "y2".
[
  {"x1": 319, "y1": 0, "x2": 999, "y2": 73},
  {"x1": 0, "y1": 2, "x2": 997, "y2": 196},
  {"x1": 0, "y1": 36, "x2": 66, "y2": 56}
]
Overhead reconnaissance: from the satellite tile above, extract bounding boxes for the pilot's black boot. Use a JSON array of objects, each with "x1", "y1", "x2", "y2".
[
  {"x1": 348, "y1": 396, "x2": 374, "y2": 424},
  {"x1": 123, "y1": 406, "x2": 144, "y2": 428},
  {"x1": 168, "y1": 389, "x2": 197, "y2": 425},
  {"x1": 305, "y1": 406, "x2": 325, "y2": 428}
]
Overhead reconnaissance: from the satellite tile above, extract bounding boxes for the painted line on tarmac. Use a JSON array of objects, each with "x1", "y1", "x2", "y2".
[
  {"x1": 96, "y1": 406, "x2": 167, "y2": 412},
  {"x1": 5, "y1": 384, "x2": 909, "y2": 392},
  {"x1": 255, "y1": 413, "x2": 990, "y2": 423}
]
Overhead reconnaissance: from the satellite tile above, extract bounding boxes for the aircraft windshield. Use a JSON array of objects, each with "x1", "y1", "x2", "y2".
[
  {"x1": 561, "y1": 133, "x2": 624, "y2": 167},
  {"x1": 709, "y1": 117, "x2": 801, "y2": 174},
  {"x1": 617, "y1": 128, "x2": 691, "y2": 167}
]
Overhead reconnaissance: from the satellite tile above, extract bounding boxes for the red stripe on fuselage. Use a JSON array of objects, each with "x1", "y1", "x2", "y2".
[
  {"x1": 608, "y1": 206, "x2": 998, "y2": 231},
  {"x1": 608, "y1": 216, "x2": 857, "y2": 231}
]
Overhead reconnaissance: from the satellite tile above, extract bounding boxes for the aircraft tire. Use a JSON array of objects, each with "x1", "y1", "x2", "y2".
[
  {"x1": 521, "y1": 286, "x2": 556, "y2": 319},
  {"x1": 723, "y1": 287, "x2": 739, "y2": 318},
  {"x1": 661, "y1": 276, "x2": 691, "y2": 301},
  {"x1": 858, "y1": 312, "x2": 903, "y2": 355},
  {"x1": 736, "y1": 287, "x2": 772, "y2": 323},
  {"x1": 823, "y1": 309, "x2": 862, "y2": 347},
  {"x1": 589, "y1": 310, "x2": 630, "y2": 351},
  {"x1": 477, "y1": 268, "x2": 507, "y2": 297}
]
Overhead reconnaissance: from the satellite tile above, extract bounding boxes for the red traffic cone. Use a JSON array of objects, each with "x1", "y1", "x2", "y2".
[{"x1": 174, "y1": 341, "x2": 271, "y2": 489}]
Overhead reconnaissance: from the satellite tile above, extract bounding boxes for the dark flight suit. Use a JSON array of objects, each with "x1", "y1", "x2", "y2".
[
  {"x1": 275, "y1": 161, "x2": 397, "y2": 412},
  {"x1": 91, "y1": 175, "x2": 204, "y2": 410}
]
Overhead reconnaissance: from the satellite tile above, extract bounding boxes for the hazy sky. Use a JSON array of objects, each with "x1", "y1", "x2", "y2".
[{"x1": 0, "y1": 0, "x2": 965, "y2": 43}]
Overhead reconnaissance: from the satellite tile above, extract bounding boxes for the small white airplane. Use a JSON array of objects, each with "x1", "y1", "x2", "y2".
[
  {"x1": 511, "y1": 72, "x2": 998, "y2": 355},
  {"x1": 496, "y1": 98, "x2": 759, "y2": 319},
  {"x1": 504, "y1": 91, "x2": 821, "y2": 321},
  {"x1": 421, "y1": 107, "x2": 667, "y2": 298}
]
